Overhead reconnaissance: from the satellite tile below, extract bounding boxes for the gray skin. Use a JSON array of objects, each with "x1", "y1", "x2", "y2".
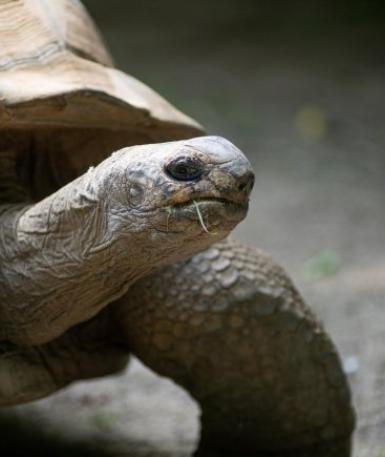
[{"x1": 0, "y1": 135, "x2": 354, "y2": 456}]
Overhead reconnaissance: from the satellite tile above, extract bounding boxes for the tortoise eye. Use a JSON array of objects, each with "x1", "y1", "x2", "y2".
[{"x1": 165, "y1": 157, "x2": 204, "y2": 181}]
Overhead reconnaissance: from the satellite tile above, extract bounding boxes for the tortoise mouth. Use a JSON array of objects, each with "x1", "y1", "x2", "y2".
[
  {"x1": 172, "y1": 196, "x2": 248, "y2": 211},
  {"x1": 157, "y1": 196, "x2": 248, "y2": 234}
]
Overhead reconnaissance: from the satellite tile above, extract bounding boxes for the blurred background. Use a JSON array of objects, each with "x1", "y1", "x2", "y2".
[{"x1": 2, "y1": 1, "x2": 385, "y2": 456}]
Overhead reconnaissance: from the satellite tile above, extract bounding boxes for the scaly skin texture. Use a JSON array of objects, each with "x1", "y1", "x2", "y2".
[
  {"x1": 114, "y1": 239, "x2": 355, "y2": 457},
  {"x1": 0, "y1": 136, "x2": 253, "y2": 346},
  {"x1": 0, "y1": 239, "x2": 354, "y2": 455}
]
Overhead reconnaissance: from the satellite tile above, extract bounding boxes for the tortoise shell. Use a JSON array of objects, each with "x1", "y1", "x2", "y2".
[
  {"x1": 0, "y1": 0, "x2": 203, "y2": 201},
  {"x1": 0, "y1": 0, "x2": 202, "y2": 133}
]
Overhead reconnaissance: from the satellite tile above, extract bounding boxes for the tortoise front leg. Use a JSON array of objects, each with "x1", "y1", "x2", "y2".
[
  {"x1": 0, "y1": 308, "x2": 129, "y2": 406},
  {"x1": 113, "y1": 239, "x2": 355, "y2": 456}
]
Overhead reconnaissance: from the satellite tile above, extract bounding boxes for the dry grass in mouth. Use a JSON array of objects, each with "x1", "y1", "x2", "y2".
[
  {"x1": 193, "y1": 200, "x2": 211, "y2": 234},
  {"x1": 165, "y1": 207, "x2": 173, "y2": 232},
  {"x1": 165, "y1": 200, "x2": 219, "y2": 234}
]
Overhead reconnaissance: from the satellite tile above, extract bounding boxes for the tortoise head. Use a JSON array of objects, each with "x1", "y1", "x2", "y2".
[{"x1": 91, "y1": 136, "x2": 254, "y2": 256}]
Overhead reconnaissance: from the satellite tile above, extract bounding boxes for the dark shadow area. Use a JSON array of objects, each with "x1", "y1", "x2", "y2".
[
  {"x1": 0, "y1": 411, "x2": 113, "y2": 457},
  {"x1": 0, "y1": 410, "x2": 182, "y2": 457}
]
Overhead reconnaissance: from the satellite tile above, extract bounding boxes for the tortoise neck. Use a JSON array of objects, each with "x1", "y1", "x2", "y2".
[{"x1": 0, "y1": 171, "x2": 153, "y2": 346}]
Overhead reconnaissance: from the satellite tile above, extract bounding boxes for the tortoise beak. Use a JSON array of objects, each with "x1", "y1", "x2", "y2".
[{"x1": 207, "y1": 163, "x2": 255, "y2": 205}]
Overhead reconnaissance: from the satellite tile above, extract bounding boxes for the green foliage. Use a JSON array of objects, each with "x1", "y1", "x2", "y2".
[
  {"x1": 303, "y1": 248, "x2": 342, "y2": 279},
  {"x1": 295, "y1": 105, "x2": 328, "y2": 141}
]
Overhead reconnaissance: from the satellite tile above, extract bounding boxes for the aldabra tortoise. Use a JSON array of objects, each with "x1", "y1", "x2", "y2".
[{"x1": 0, "y1": 1, "x2": 354, "y2": 456}]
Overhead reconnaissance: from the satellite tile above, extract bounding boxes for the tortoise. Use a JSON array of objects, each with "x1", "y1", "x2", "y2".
[{"x1": 0, "y1": 0, "x2": 355, "y2": 456}]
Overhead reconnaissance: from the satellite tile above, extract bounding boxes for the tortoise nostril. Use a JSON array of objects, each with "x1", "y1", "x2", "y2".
[
  {"x1": 238, "y1": 182, "x2": 247, "y2": 192},
  {"x1": 238, "y1": 172, "x2": 255, "y2": 195}
]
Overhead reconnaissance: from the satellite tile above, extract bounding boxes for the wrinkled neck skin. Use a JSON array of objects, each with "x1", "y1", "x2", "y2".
[{"x1": 0, "y1": 168, "x2": 229, "y2": 346}]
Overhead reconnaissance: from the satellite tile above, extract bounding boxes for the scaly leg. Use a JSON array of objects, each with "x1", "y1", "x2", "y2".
[{"x1": 114, "y1": 239, "x2": 355, "y2": 456}]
